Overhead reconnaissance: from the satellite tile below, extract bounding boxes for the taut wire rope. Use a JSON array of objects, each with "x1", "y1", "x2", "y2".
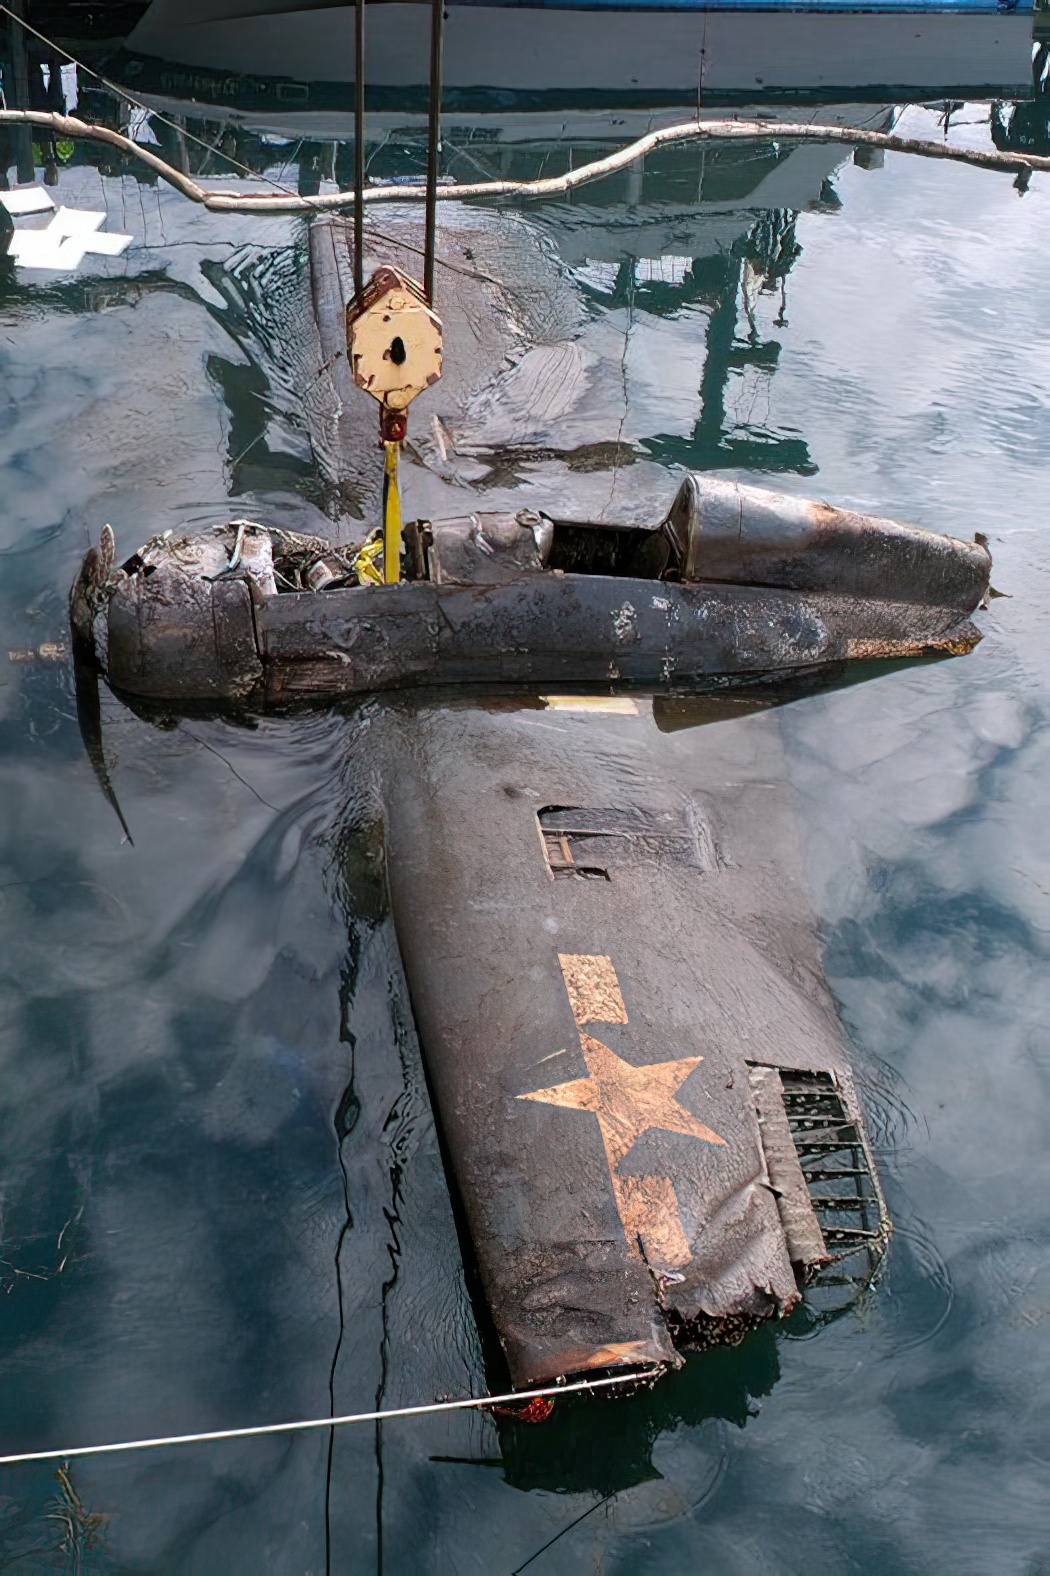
[
  {"x1": 353, "y1": 0, "x2": 365, "y2": 295},
  {"x1": 0, "y1": 1369, "x2": 658, "y2": 1468},
  {"x1": 423, "y1": 0, "x2": 444, "y2": 303}
]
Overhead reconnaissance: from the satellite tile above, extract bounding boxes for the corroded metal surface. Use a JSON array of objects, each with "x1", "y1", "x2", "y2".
[
  {"x1": 749, "y1": 1064, "x2": 829, "y2": 1276},
  {"x1": 101, "y1": 530, "x2": 262, "y2": 701},
  {"x1": 65, "y1": 219, "x2": 987, "y2": 1393},
  {"x1": 346, "y1": 266, "x2": 443, "y2": 412},
  {"x1": 256, "y1": 572, "x2": 982, "y2": 700},
  {"x1": 373, "y1": 696, "x2": 884, "y2": 1386},
  {"x1": 81, "y1": 487, "x2": 990, "y2": 703},
  {"x1": 666, "y1": 473, "x2": 991, "y2": 611}
]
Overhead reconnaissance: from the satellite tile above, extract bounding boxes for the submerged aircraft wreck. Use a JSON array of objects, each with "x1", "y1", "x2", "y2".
[
  {"x1": 376, "y1": 692, "x2": 890, "y2": 1386},
  {"x1": 62, "y1": 0, "x2": 994, "y2": 1394},
  {"x1": 72, "y1": 464, "x2": 987, "y2": 705},
  {"x1": 70, "y1": 495, "x2": 988, "y2": 1388},
  {"x1": 69, "y1": 216, "x2": 991, "y2": 1397}
]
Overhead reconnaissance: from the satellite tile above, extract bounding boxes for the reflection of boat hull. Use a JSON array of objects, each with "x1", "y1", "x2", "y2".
[{"x1": 121, "y1": 2, "x2": 1035, "y2": 112}]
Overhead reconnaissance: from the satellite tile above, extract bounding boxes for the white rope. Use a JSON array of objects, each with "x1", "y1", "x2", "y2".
[
  {"x1": 1, "y1": 110, "x2": 1046, "y2": 219},
  {"x1": 0, "y1": 1368, "x2": 658, "y2": 1468}
]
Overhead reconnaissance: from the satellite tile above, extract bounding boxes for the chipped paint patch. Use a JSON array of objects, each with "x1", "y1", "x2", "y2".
[
  {"x1": 558, "y1": 953, "x2": 628, "y2": 1025},
  {"x1": 576, "y1": 1339, "x2": 666, "y2": 1370},
  {"x1": 845, "y1": 632, "x2": 979, "y2": 659},
  {"x1": 619, "y1": 1174, "x2": 694, "y2": 1268},
  {"x1": 8, "y1": 643, "x2": 65, "y2": 664},
  {"x1": 520, "y1": 979, "x2": 726, "y2": 1274},
  {"x1": 612, "y1": 602, "x2": 637, "y2": 641}
]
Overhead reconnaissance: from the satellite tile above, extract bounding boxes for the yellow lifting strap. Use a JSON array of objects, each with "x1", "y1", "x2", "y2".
[
  {"x1": 382, "y1": 440, "x2": 402, "y2": 585},
  {"x1": 351, "y1": 531, "x2": 384, "y2": 587}
]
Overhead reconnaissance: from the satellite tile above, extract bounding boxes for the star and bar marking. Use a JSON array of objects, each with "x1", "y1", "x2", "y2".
[{"x1": 518, "y1": 954, "x2": 725, "y2": 1270}]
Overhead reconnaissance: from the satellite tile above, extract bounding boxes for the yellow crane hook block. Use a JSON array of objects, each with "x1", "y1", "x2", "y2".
[
  {"x1": 346, "y1": 267, "x2": 442, "y2": 585},
  {"x1": 346, "y1": 266, "x2": 443, "y2": 414}
]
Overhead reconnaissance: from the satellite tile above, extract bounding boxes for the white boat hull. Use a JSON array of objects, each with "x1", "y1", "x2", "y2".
[{"x1": 125, "y1": 2, "x2": 1034, "y2": 103}]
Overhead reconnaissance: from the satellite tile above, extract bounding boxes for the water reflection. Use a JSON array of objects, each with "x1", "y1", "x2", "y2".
[
  {"x1": 646, "y1": 225, "x2": 818, "y2": 472},
  {"x1": 110, "y1": 0, "x2": 1035, "y2": 113},
  {"x1": 0, "y1": 16, "x2": 1048, "y2": 1574},
  {"x1": 993, "y1": 39, "x2": 1050, "y2": 155}
]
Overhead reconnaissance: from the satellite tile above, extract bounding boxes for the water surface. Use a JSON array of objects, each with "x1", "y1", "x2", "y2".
[{"x1": 0, "y1": 77, "x2": 1048, "y2": 1575}]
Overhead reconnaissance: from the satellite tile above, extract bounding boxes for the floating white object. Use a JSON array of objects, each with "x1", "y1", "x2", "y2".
[
  {"x1": 0, "y1": 187, "x2": 56, "y2": 217},
  {"x1": 60, "y1": 62, "x2": 79, "y2": 112},
  {"x1": 7, "y1": 206, "x2": 132, "y2": 272},
  {"x1": 129, "y1": 107, "x2": 160, "y2": 146}
]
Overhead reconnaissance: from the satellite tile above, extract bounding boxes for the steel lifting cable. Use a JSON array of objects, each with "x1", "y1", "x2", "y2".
[
  {"x1": 0, "y1": 1369, "x2": 658, "y2": 1469},
  {"x1": 423, "y1": 0, "x2": 444, "y2": 305},
  {"x1": 353, "y1": 0, "x2": 365, "y2": 296}
]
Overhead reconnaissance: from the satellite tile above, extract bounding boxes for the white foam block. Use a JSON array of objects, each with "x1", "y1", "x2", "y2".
[
  {"x1": 0, "y1": 187, "x2": 56, "y2": 217},
  {"x1": 7, "y1": 208, "x2": 132, "y2": 270},
  {"x1": 78, "y1": 230, "x2": 131, "y2": 256},
  {"x1": 50, "y1": 207, "x2": 106, "y2": 236},
  {"x1": 8, "y1": 232, "x2": 86, "y2": 270}
]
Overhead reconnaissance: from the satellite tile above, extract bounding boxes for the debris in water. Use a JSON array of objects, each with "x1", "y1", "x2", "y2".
[
  {"x1": 6, "y1": 206, "x2": 131, "y2": 272},
  {"x1": 0, "y1": 186, "x2": 56, "y2": 216},
  {"x1": 7, "y1": 642, "x2": 66, "y2": 663}
]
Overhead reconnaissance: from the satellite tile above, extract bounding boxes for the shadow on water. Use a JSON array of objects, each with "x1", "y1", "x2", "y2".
[
  {"x1": 489, "y1": 1324, "x2": 780, "y2": 1499},
  {"x1": 73, "y1": 655, "x2": 959, "y2": 850}
]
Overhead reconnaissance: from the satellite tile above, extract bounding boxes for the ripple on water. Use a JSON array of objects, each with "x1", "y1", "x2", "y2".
[
  {"x1": 1, "y1": 101, "x2": 1049, "y2": 1574},
  {"x1": 856, "y1": 1057, "x2": 927, "y2": 1157},
  {"x1": 870, "y1": 1218, "x2": 956, "y2": 1355},
  {"x1": 606, "y1": 1418, "x2": 730, "y2": 1532}
]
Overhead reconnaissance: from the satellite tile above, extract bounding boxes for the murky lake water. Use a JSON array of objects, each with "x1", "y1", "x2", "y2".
[{"x1": 1, "y1": 78, "x2": 1049, "y2": 1574}]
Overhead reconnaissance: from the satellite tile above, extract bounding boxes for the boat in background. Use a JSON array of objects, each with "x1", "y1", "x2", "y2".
[{"x1": 115, "y1": 0, "x2": 1035, "y2": 119}]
